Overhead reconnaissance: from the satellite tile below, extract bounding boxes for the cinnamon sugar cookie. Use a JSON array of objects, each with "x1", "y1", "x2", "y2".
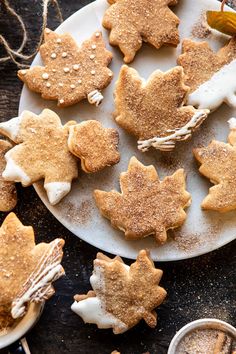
[
  {"x1": 94, "y1": 156, "x2": 191, "y2": 244},
  {"x1": 177, "y1": 38, "x2": 236, "y2": 110},
  {"x1": 0, "y1": 109, "x2": 78, "y2": 205},
  {"x1": 18, "y1": 29, "x2": 113, "y2": 107},
  {"x1": 114, "y1": 65, "x2": 209, "y2": 151},
  {"x1": 0, "y1": 110, "x2": 120, "y2": 205},
  {"x1": 68, "y1": 120, "x2": 120, "y2": 173},
  {"x1": 103, "y1": 0, "x2": 180, "y2": 63},
  {"x1": 0, "y1": 140, "x2": 17, "y2": 212},
  {"x1": 0, "y1": 213, "x2": 64, "y2": 331},
  {"x1": 72, "y1": 250, "x2": 167, "y2": 334},
  {"x1": 194, "y1": 118, "x2": 236, "y2": 212}
]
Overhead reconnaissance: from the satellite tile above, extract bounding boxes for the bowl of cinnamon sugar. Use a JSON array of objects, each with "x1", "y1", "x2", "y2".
[{"x1": 168, "y1": 318, "x2": 236, "y2": 354}]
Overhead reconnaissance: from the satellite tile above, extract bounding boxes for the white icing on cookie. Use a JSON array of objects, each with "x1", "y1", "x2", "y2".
[
  {"x1": 228, "y1": 117, "x2": 236, "y2": 129},
  {"x1": 138, "y1": 110, "x2": 209, "y2": 152},
  {"x1": 12, "y1": 239, "x2": 64, "y2": 318},
  {"x1": 188, "y1": 60, "x2": 236, "y2": 110},
  {"x1": 87, "y1": 90, "x2": 103, "y2": 106},
  {"x1": 71, "y1": 263, "x2": 128, "y2": 333},
  {"x1": 0, "y1": 114, "x2": 24, "y2": 141},
  {"x1": 3, "y1": 152, "x2": 31, "y2": 185},
  {"x1": 44, "y1": 182, "x2": 71, "y2": 205}
]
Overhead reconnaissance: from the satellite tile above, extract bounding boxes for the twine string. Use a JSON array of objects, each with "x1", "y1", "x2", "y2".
[{"x1": 0, "y1": 0, "x2": 63, "y2": 67}]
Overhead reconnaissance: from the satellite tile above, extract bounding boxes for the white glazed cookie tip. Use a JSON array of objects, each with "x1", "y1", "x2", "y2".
[
  {"x1": 87, "y1": 90, "x2": 104, "y2": 106},
  {"x1": 71, "y1": 297, "x2": 127, "y2": 331},
  {"x1": 0, "y1": 114, "x2": 24, "y2": 141},
  {"x1": 3, "y1": 152, "x2": 31, "y2": 185},
  {"x1": 228, "y1": 117, "x2": 236, "y2": 129},
  {"x1": 44, "y1": 182, "x2": 71, "y2": 205},
  {"x1": 188, "y1": 59, "x2": 236, "y2": 110}
]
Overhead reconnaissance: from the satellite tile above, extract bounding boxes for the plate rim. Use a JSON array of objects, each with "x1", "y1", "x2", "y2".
[{"x1": 19, "y1": 0, "x2": 236, "y2": 261}]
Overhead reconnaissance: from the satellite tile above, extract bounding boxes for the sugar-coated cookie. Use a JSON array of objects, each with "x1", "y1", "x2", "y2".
[
  {"x1": 0, "y1": 140, "x2": 17, "y2": 212},
  {"x1": 103, "y1": 0, "x2": 180, "y2": 63},
  {"x1": 0, "y1": 213, "x2": 64, "y2": 331},
  {"x1": 114, "y1": 65, "x2": 209, "y2": 151},
  {"x1": 194, "y1": 118, "x2": 236, "y2": 212},
  {"x1": 0, "y1": 109, "x2": 120, "y2": 205},
  {"x1": 72, "y1": 250, "x2": 167, "y2": 334},
  {"x1": 18, "y1": 29, "x2": 113, "y2": 107},
  {"x1": 0, "y1": 109, "x2": 78, "y2": 205},
  {"x1": 68, "y1": 120, "x2": 120, "y2": 173},
  {"x1": 177, "y1": 38, "x2": 236, "y2": 110},
  {"x1": 94, "y1": 156, "x2": 191, "y2": 244}
]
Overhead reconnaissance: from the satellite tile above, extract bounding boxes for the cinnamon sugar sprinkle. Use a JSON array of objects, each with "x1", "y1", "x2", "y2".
[
  {"x1": 64, "y1": 200, "x2": 93, "y2": 225},
  {"x1": 171, "y1": 222, "x2": 221, "y2": 252},
  {"x1": 177, "y1": 328, "x2": 236, "y2": 354},
  {"x1": 191, "y1": 12, "x2": 212, "y2": 39}
]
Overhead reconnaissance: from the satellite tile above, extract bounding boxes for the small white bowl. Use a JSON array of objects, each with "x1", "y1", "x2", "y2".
[
  {"x1": 168, "y1": 318, "x2": 236, "y2": 354},
  {"x1": 0, "y1": 303, "x2": 44, "y2": 349}
]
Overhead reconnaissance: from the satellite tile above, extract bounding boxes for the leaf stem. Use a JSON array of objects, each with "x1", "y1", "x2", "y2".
[{"x1": 221, "y1": 0, "x2": 227, "y2": 12}]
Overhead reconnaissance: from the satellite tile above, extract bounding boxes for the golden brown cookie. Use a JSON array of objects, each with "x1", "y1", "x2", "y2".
[
  {"x1": 94, "y1": 156, "x2": 191, "y2": 244},
  {"x1": 0, "y1": 110, "x2": 120, "y2": 205},
  {"x1": 177, "y1": 37, "x2": 236, "y2": 110},
  {"x1": 71, "y1": 250, "x2": 167, "y2": 334},
  {"x1": 0, "y1": 140, "x2": 17, "y2": 212},
  {"x1": 18, "y1": 29, "x2": 113, "y2": 107},
  {"x1": 68, "y1": 120, "x2": 120, "y2": 173},
  {"x1": 0, "y1": 109, "x2": 78, "y2": 205},
  {"x1": 194, "y1": 118, "x2": 236, "y2": 212},
  {"x1": 0, "y1": 213, "x2": 64, "y2": 331},
  {"x1": 103, "y1": 0, "x2": 180, "y2": 63},
  {"x1": 114, "y1": 65, "x2": 209, "y2": 151}
]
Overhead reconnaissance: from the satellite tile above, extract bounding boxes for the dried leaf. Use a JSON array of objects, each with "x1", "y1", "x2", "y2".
[{"x1": 206, "y1": 10, "x2": 236, "y2": 36}]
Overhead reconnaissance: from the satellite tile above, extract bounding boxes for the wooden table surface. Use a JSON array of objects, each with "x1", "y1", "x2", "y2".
[{"x1": 0, "y1": 1, "x2": 235, "y2": 353}]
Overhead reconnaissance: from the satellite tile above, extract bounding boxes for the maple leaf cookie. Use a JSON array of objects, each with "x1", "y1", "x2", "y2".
[
  {"x1": 72, "y1": 250, "x2": 167, "y2": 334},
  {"x1": 94, "y1": 156, "x2": 191, "y2": 244},
  {"x1": 0, "y1": 213, "x2": 64, "y2": 331},
  {"x1": 68, "y1": 120, "x2": 120, "y2": 173},
  {"x1": 194, "y1": 118, "x2": 236, "y2": 212},
  {"x1": 102, "y1": 0, "x2": 180, "y2": 63},
  {"x1": 18, "y1": 29, "x2": 113, "y2": 107},
  {"x1": 0, "y1": 109, "x2": 78, "y2": 205},
  {"x1": 0, "y1": 110, "x2": 120, "y2": 205},
  {"x1": 0, "y1": 140, "x2": 17, "y2": 212},
  {"x1": 114, "y1": 65, "x2": 209, "y2": 151},
  {"x1": 177, "y1": 38, "x2": 236, "y2": 110}
]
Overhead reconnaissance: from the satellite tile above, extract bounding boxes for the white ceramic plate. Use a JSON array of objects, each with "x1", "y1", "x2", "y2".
[
  {"x1": 0, "y1": 303, "x2": 43, "y2": 349},
  {"x1": 19, "y1": 0, "x2": 236, "y2": 261}
]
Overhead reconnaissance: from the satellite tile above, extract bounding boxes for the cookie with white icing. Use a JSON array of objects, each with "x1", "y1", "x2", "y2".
[
  {"x1": 18, "y1": 29, "x2": 113, "y2": 107},
  {"x1": 0, "y1": 109, "x2": 78, "y2": 205},
  {"x1": 0, "y1": 140, "x2": 17, "y2": 212},
  {"x1": 194, "y1": 118, "x2": 236, "y2": 212},
  {"x1": 68, "y1": 120, "x2": 120, "y2": 173},
  {"x1": 114, "y1": 65, "x2": 209, "y2": 151},
  {"x1": 72, "y1": 250, "x2": 167, "y2": 334},
  {"x1": 0, "y1": 213, "x2": 64, "y2": 331},
  {"x1": 177, "y1": 38, "x2": 236, "y2": 110}
]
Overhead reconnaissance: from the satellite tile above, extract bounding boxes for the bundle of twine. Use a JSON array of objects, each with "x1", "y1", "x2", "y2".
[{"x1": 0, "y1": 0, "x2": 63, "y2": 68}]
